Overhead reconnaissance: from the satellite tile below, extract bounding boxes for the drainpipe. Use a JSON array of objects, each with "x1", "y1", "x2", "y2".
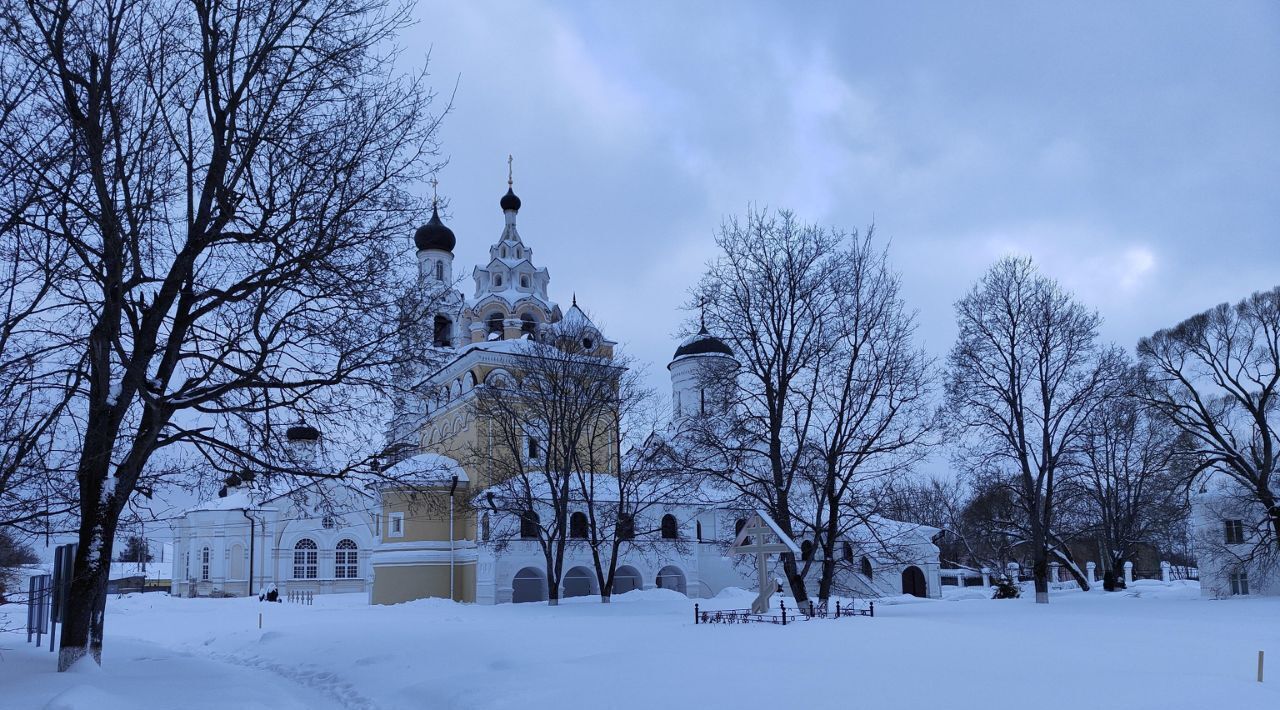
[
  {"x1": 449, "y1": 474, "x2": 459, "y2": 601},
  {"x1": 241, "y1": 508, "x2": 256, "y2": 596}
]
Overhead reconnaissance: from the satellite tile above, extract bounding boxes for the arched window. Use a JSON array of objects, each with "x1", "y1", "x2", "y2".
[
  {"x1": 734, "y1": 518, "x2": 750, "y2": 545},
  {"x1": 487, "y1": 312, "x2": 504, "y2": 336},
  {"x1": 494, "y1": 273, "x2": 503, "y2": 287},
  {"x1": 466, "y1": 372, "x2": 477, "y2": 390},
  {"x1": 521, "y1": 274, "x2": 530, "y2": 288},
  {"x1": 335, "y1": 539, "x2": 358, "y2": 579},
  {"x1": 801, "y1": 540, "x2": 814, "y2": 561},
  {"x1": 570, "y1": 511, "x2": 588, "y2": 539},
  {"x1": 661, "y1": 514, "x2": 678, "y2": 539},
  {"x1": 520, "y1": 511, "x2": 540, "y2": 540},
  {"x1": 435, "y1": 260, "x2": 444, "y2": 281},
  {"x1": 842, "y1": 541, "x2": 853, "y2": 562},
  {"x1": 433, "y1": 316, "x2": 452, "y2": 347},
  {"x1": 201, "y1": 546, "x2": 210, "y2": 581},
  {"x1": 482, "y1": 513, "x2": 491, "y2": 542},
  {"x1": 322, "y1": 515, "x2": 336, "y2": 530},
  {"x1": 696, "y1": 520, "x2": 702, "y2": 542},
  {"x1": 521, "y1": 313, "x2": 537, "y2": 336},
  {"x1": 293, "y1": 539, "x2": 318, "y2": 579},
  {"x1": 860, "y1": 556, "x2": 873, "y2": 580},
  {"x1": 618, "y1": 513, "x2": 635, "y2": 540}
]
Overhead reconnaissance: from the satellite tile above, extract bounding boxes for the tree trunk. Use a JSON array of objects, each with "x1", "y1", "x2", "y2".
[
  {"x1": 58, "y1": 509, "x2": 117, "y2": 670},
  {"x1": 782, "y1": 552, "x2": 808, "y2": 603}
]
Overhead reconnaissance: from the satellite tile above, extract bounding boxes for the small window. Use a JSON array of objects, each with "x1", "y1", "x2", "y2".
[
  {"x1": 520, "y1": 511, "x2": 540, "y2": 539},
  {"x1": 861, "y1": 556, "x2": 873, "y2": 580},
  {"x1": 322, "y1": 515, "x2": 336, "y2": 530},
  {"x1": 734, "y1": 518, "x2": 749, "y2": 545},
  {"x1": 570, "y1": 511, "x2": 588, "y2": 539},
  {"x1": 482, "y1": 513, "x2": 491, "y2": 542},
  {"x1": 335, "y1": 539, "x2": 358, "y2": 579},
  {"x1": 521, "y1": 275, "x2": 530, "y2": 288},
  {"x1": 201, "y1": 546, "x2": 210, "y2": 581},
  {"x1": 389, "y1": 512, "x2": 404, "y2": 538},
  {"x1": 700, "y1": 388, "x2": 706, "y2": 415},
  {"x1": 661, "y1": 514, "x2": 678, "y2": 539},
  {"x1": 696, "y1": 520, "x2": 702, "y2": 541},
  {"x1": 494, "y1": 274, "x2": 503, "y2": 287},
  {"x1": 618, "y1": 513, "x2": 635, "y2": 541},
  {"x1": 1225, "y1": 519, "x2": 1245, "y2": 545},
  {"x1": 527, "y1": 436, "x2": 540, "y2": 460},
  {"x1": 801, "y1": 540, "x2": 813, "y2": 561},
  {"x1": 521, "y1": 313, "x2": 537, "y2": 335},
  {"x1": 581, "y1": 338, "x2": 594, "y2": 350},
  {"x1": 293, "y1": 539, "x2": 318, "y2": 579},
  {"x1": 842, "y1": 541, "x2": 853, "y2": 562},
  {"x1": 1230, "y1": 571, "x2": 1250, "y2": 596},
  {"x1": 435, "y1": 261, "x2": 444, "y2": 281}
]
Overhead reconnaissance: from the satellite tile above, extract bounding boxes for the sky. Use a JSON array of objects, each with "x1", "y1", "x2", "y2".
[{"x1": 402, "y1": 1, "x2": 1279, "y2": 411}]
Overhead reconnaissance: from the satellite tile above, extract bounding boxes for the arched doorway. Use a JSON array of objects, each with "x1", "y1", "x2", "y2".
[
  {"x1": 613, "y1": 565, "x2": 643, "y2": 595},
  {"x1": 563, "y1": 566, "x2": 597, "y2": 598},
  {"x1": 512, "y1": 567, "x2": 547, "y2": 603},
  {"x1": 901, "y1": 566, "x2": 927, "y2": 598},
  {"x1": 655, "y1": 566, "x2": 687, "y2": 595}
]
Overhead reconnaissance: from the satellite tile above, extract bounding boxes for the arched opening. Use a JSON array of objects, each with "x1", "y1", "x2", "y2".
[
  {"x1": 229, "y1": 544, "x2": 244, "y2": 580},
  {"x1": 842, "y1": 541, "x2": 853, "y2": 563},
  {"x1": 435, "y1": 260, "x2": 444, "y2": 281},
  {"x1": 655, "y1": 566, "x2": 687, "y2": 595},
  {"x1": 293, "y1": 539, "x2": 318, "y2": 579},
  {"x1": 563, "y1": 566, "x2": 597, "y2": 598},
  {"x1": 569, "y1": 511, "x2": 588, "y2": 539},
  {"x1": 481, "y1": 513, "x2": 491, "y2": 542},
  {"x1": 520, "y1": 511, "x2": 540, "y2": 540},
  {"x1": 696, "y1": 520, "x2": 702, "y2": 542},
  {"x1": 613, "y1": 565, "x2": 643, "y2": 595},
  {"x1": 493, "y1": 273, "x2": 503, "y2": 287},
  {"x1": 520, "y1": 274, "x2": 530, "y2": 289},
  {"x1": 433, "y1": 315, "x2": 452, "y2": 347},
  {"x1": 617, "y1": 513, "x2": 635, "y2": 540},
  {"x1": 661, "y1": 514, "x2": 678, "y2": 539},
  {"x1": 901, "y1": 565, "x2": 926, "y2": 597},
  {"x1": 512, "y1": 567, "x2": 547, "y2": 603},
  {"x1": 335, "y1": 539, "x2": 358, "y2": 579},
  {"x1": 734, "y1": 518, "x2": 750, "y2": 545},
  {"x1": 487, "y1": 312, "x2": 504, "y2": 337},
  {"x1": 801, "y1": 540, "x2": 814, "y2": 561},
  {"x1": 861, "y1": 556, "x2": 873, "y2": 580},
  {"x1": 520, "y1": 313, "x2": 537, "y2": 336}
]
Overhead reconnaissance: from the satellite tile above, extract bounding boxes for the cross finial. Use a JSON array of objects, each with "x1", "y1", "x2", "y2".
[
  {"x1": 572, "y1": 292, "x2": 577, "y2": 307},
  {"x1": 430, "y1": 176, "x2": 439, "y2": 207},
  {"x1": 699, "y1": 297, "x2": 707, "y2": 332},
  {"x1": 507, "y1": 154, "x2": 514, "y2": 187}
]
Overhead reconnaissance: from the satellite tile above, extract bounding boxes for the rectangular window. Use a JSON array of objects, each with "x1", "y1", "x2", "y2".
[
  {"x1": 389, "y1": 512, "x2": 404, "y2": 538},
  {"x1": 1230, "y1": 571, "x2": 1250, "y2": 596},
  {"x1": 527, "y1": 436, "x2": 540, "y2": 460},
  {"x1": 1225, "y1": 519, "x2": 1245, "y2": 545},
  {"x1": 201, "y1": 547, "x2": 210, "y2": 581}
]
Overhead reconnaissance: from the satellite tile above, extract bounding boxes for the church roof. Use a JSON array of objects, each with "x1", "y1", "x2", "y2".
[
  {"x1": 559, "y1": 302, "x2": 598, "y2": 332},
  {"x1": 500, "y1": 187, "x2": 521, "y2": 212},
  {"x1": 672, "y1": 327, "x2": 734, "y2": 359},
  {"x1": 414, "y1": 205, "x2": 456, "y2": 253}
]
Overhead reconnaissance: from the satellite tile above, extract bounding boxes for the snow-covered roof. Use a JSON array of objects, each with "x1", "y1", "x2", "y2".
[
  {"x1": 186, "y1": 490, "x2": 277, "y2": 514},
  {"x1": 381, "y1": 452, "x2": 468, "y2": 484},
  {"x1": 558, "y1": 303, "x2": 598, "y2": 333},
  {"x1": 109, "y1": 561, "x2": 173, "y2": 581}
]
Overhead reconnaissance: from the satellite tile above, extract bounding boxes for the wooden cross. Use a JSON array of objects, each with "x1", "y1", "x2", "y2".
[{"x1": 728, "y1": 510, "x2": 800, "y2": 613}]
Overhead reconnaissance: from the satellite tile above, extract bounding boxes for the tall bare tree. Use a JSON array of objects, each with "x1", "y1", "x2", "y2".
[
  {"x1": 1137, "y1": 286, "x2": 1280, "y2": 557},
  {"x1": 1, "y1": 0, "x2": 445, "y2": 668},
  {"x1": 689, "y1": 208, "x2": 843, "y2": 604},
  {"x1": 467, "y1": 323, "x2": 631, "y2": 605},
  {"x1": 1073, "y1": 372, "x2": 1187, "y2": 577},
  {"x1": 800, "y1": 231, "x2": 935, "y2": 602},
  {"x1": 946, "y1": 256, "x2": 1120, "y2": 602}
]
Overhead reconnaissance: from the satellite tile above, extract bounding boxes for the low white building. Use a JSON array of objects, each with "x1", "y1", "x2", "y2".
[
  {"x1": 171, "y1": 479, "x2": 376, "y2": 598},
  {"x1": 1191, "y1": 478, "x2": 1278, "y2": 598}
]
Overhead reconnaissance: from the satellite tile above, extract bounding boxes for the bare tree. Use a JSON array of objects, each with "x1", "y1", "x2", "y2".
[
  {"x1": 688, "y1": 208, "x2": 844, "y2": 604},
  {"x1": 1, "y1": 0, "x2": 446, "y2": 668},
  {"x1": 946, "y1": 256, "x2": 1121, "y2": 602},
  {"x1": 1137, "y1": 286, "x2": 1280, "y2": 558},
  {"x1": 800, "y1": 232, "x2": 936, "y2": 602},
  {"x1": 1072, "y1": 372, "x2": 1187, "y2": 579},
  {"x1": 467, "y1": 323, "x2": 630, "y2": 605}
]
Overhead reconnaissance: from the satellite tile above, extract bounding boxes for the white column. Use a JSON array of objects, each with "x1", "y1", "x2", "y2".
[
  {"x1": 1160, "y1": 561, "x2": 1171, "y2": 582},
  {"x1": 1123, "y1": 561, "x2": 1134, "y2": 585},
  {"x1": 1048, "y1": 562, "x2": 1060, "y2": 584},
  {"x1": 980, "y1": 567, "x2": 991, "y2": 587},
  {"x1": 1086, "y1": 562, "x2": 1096, "y2": 584}
]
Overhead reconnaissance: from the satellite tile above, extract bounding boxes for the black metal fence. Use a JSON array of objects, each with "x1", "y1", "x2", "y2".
[{"x1": 694, "y1": 599, "x2": 874, "y2": 626}]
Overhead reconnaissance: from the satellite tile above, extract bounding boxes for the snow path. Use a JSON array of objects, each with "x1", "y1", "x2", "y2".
[{"x1": 2, "y1": 581, "x2": 1278, "y2": 709}]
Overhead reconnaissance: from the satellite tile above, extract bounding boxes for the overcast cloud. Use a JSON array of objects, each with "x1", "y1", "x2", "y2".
[{"x1": 402, "y1": 1, "x2": 1280, "y2": 405}]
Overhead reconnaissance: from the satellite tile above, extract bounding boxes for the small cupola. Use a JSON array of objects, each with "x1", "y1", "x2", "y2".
[{"x1": 414, "y1": 204, "x2": 456, "y2": 253}]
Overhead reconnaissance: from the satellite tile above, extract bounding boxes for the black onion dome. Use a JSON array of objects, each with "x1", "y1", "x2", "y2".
[
  {"x1": 413, "y1": 205, "x2": 456, "y2": 252},
  {"x1": 500, "y1": 187, "x2": 521, "y2": 212},
  {"x1": 673, "y1": 327, "x2": 734, "y2": 359},
  {"x1": 285, "y1": 424, "x2": 321, "y2": 442}
]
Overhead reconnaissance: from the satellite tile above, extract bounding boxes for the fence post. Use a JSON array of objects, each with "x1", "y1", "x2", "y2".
[
  {"x1": 1160, "y1": 561, "x2": 1171, "y2": 583},
  {"x1": 694, "y1": 603, "x2": 699, "y2": 625},
  {"x1": 870, "y1": 601, "x2": 875, "y2": 618},
  {"x1": 980, "y1": 567, "x2": 991, "y2": 587},
  {"x1": 1086, "y1": 562, "x2": 1096, "y2": 585},
  {"x1": 835, "y1": 600, "x2": 841, "y2": 618},
  {"x1": 781, "y1": 599, "x2": 787, "y2": 626},
  {"x1": 1123, "y1": 561, "x2": 1134, "y2": 586}
]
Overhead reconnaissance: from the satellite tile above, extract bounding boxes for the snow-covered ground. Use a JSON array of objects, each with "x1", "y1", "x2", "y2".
[{"x1": 2, "y1": 581, "x2": 1277, "y2": 710}]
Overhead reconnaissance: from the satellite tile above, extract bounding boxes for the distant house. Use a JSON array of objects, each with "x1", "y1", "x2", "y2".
[
  {"x1": 1191, "y1": 477, "x2": 1277, "y2": 598},
  {"x1": 107, "y1": 560, "x2": 172, "y2": 594}
]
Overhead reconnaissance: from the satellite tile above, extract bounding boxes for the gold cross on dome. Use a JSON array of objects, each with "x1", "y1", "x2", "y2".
[
  {"x1": 430, "y1": 176, "x2": 439, "y2": 205},
  {"x1": 507, "y1": 154, "x2": 514, "y2": 186}
]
